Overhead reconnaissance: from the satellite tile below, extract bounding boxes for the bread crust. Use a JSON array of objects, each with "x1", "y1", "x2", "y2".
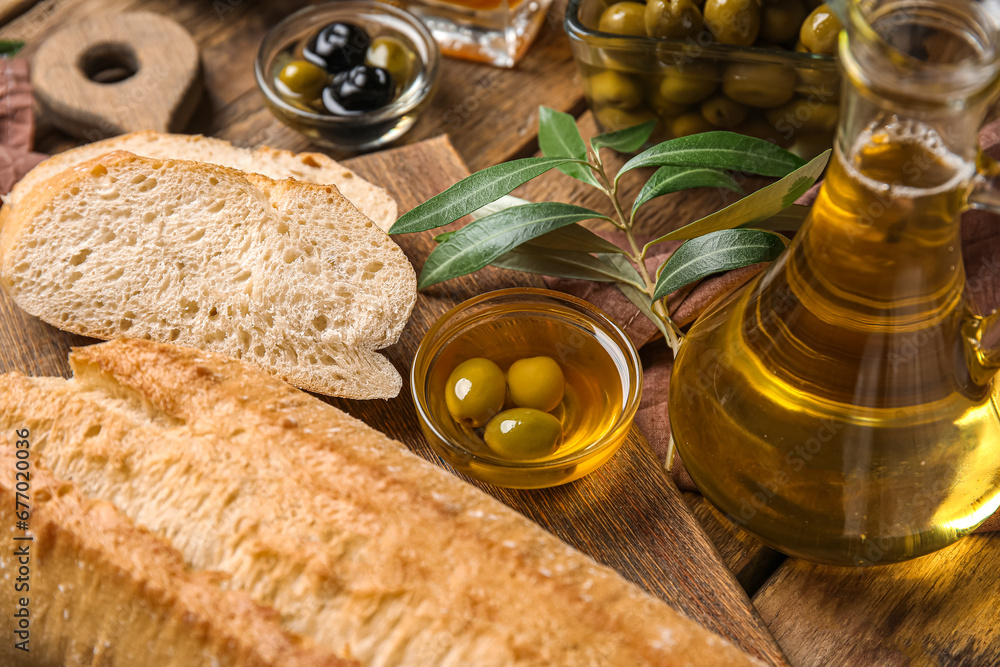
[
  {"x1": 0, "y1": 442, "x2": 355, "y2": 667},
  {"x1": 1, "y1": 339, "x2": 761, "y2": 666},
  {"x1": 3, "y1": 130, "x2": 398, "y2": 231}
]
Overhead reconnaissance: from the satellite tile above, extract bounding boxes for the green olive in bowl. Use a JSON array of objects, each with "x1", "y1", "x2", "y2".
[
  {"x1": 736, "y1": 115, "x2": 788, "y2": 145},
  {"x1": 445, "y1": 358, "x2": 506, "y2": 427},
  {"x1": 671, "y1": 111, "x2": 716, "y2": 137},
  {"x1": 701, "y1": 94, "x2": 749, "y2": 127},
  {"x1": 800, "y1": 3, "x2": 841, "y2": 55},
  {"x1": 599, "y1": 2, "x2": 648, "y2": 36},
  {"x1": 588, "y1": 70, "x2": 643, "y2": 109},
  {"x1": 760, "y1": 0, "x2": 806, "y2": 44},
  {"x1": 507, "y1": 356, "x2": 565, "y2": 412},
  {"x1": 704, "y1": 0, "x2": 761, "y2": 46},
  {"x1": 722, "y1": 62, "x2": 796, "y2": 108},
  {"x1": 644, "y1": 0, "x2": 704, "y2": 39},
  {"x1": 596, "y1": 105, "x2": 658, "y2": 131},
  {"x1": 277, "y1": 60, "x2": 328, "y2": 100},
  {"x1": 653, "y1": 62, "x2": 718, "y2": 105},
  {"x1": 484, "y1": 408, "x2": 563, "y2": 460},
  {"x1": 765, "y1": 98, "x2": 839, "y2": 134}
]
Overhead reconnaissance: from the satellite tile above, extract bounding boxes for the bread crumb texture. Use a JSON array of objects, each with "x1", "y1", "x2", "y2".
[
  {"x1": 0, "y1": 339, "x2": 760, "y2": 667},
  {"x1": 0, "y1": 151, "x2": 416, "y2": 399}
]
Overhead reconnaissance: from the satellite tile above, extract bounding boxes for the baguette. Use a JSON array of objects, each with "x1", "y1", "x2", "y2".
[
  {"x1": 0, "y1": 446, "x2": 355, "y2": 666},
  {"x1": 0, "y1": 150, "x2": 416, "y2": 399},
  {"x1": 0, "y1": 338, "x2": 760, "y2": 667},
  {"x1": 4, "y1": 131, "x2": 398, "y2": 231}
]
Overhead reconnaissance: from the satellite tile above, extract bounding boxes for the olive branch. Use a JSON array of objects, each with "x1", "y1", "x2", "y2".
[{"x1": 390, "y1": 106, "x2": 830, "y2": 353}]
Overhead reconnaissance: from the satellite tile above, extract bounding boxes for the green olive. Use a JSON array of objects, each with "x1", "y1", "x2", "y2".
[
  {"x1": 653, "y1": 62, "x2": 717, "y2": 105},
  {"x1": 671, "y1": 111, "x2": 716, "y2": 136},
  {"x1": 704, "y1": 0, "x2": 761, "y2": 46},
  {"x1": 506, "y1": 356, "x2": 565, "y2": 412},
  {"x1": 736, "y1": 115, "x2": 787, "y2": 145},
  {"x1": 484, "y1": 408, "x2": 563, "y2": 460},
  {"x1": 765, "y1": 98, "x2": 839, "y2": 134},
  {"x1": 789, "y1": 131, "x2": 835, "y2": 159},
  {"x1": 588, "y1": 70, "x2": 643, "y2": 110},
  {"x1": 277, "y1": 60, "x2": 328, "y2": 100},
  {"x1": 760, "y1": 0, "x2": 806, "y2": 44},
  {"x1": 701, "y1": 94, "x2": 749, "y2": 127},
  {"x1": 646, "y1": 86, "x2": 689, "y2": 117},
  {"x1": 445, "y1": 358, "x2": 506, "y2": 427},
  {"x1": 722, "y1": 62, "x2": 796, "y2": 108},
  {"x1": 644, "y1": 0, "x2": 704, "y2": 39},
  {"x1": 599, "y1": 2, "x2": 648, "y2": 36},
  {"x1": 800, "y1": 3, "x2": 841, "y2": 55},
  {"x1": 596, "y1": 105, "x2": 658, "y2": 131},
  {"x1": 366, "y1": 36, "x2": 415, "y2": 85}
]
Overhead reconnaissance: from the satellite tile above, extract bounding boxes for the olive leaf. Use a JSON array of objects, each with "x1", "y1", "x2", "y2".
[
  {"x1": 0, "y1": 40, "x2": 24, "y2": 57},
  {"x1": 524, "y1": 224, "x2": 624, "y2": 254},
  {"x1": 652, "y1": 229, "x2": 786, "y2": 302},
  {"x1": 469, "y1": 194, "x2": 531, "y2": 221},
  {"x1": 538, "y1": 106, "x2": 600, "y2": 187},
  {"x1": 389, "y1": 156, "x2": 588, "y2": 234},
  {"x1": 438, "y1": 222, "x2": 624, "y2": 255},
  {"x1": 645, "y1": 149, "x2": 830, "y2": 246},
  {"x1": 418, "y1": 203, "x2": 610, "y2": 288},
  {"x1": 618, "y1": 131, "x2": 806, "y2": 180},
  {"x1": 491, "y1": 246, "x2": 643, "y2": 286},
  {"x1": 632, "y1": 166, "x2": 744, "y2": 219},
  {"x1": 591, "y1": 121, "x2": 657, "y2": 153}
]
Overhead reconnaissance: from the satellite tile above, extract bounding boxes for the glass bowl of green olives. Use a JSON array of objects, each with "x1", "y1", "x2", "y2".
[
  {"x1": 566, "y1": 0, "x2": 842, "y2": 158},
  {"x1": 255, "y1": 1, "x2": 440, "y2": 151},
  {"x1": 411, "y1": 288, "x2": 642, "y2": 489}
]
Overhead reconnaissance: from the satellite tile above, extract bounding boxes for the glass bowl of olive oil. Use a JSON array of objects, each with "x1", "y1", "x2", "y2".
[{"x1": 411, "y1": 288, "x2": 642, "y2": 489}]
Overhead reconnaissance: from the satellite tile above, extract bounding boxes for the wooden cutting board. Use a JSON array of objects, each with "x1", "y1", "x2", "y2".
[{"x1": 0, "y1": 135, "x2": 786, "y2": 666}]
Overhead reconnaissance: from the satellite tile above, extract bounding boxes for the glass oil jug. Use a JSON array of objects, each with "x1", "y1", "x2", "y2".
[{"x1": 669, "y1": 0, "x2": 1000, "y2": 566}]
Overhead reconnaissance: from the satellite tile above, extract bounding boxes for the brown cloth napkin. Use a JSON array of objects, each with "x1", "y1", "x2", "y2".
[
  {"x1": 0, "y1": 58, "x2": 47, "y2": 195},
  {"x1": 546, "y1": 119, "x2": 1000, "y2": 534}
]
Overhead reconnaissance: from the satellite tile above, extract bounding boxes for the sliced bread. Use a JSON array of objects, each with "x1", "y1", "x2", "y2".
[
  {"x1": 0, "y1": 150, "x2": 416, "y2": 399},
  {"x1": 4, "y1": 131, "x2": 398, "y2": 231},
  {"x1": 0, "y1": 338, "x2": 760, "y2": 667}
]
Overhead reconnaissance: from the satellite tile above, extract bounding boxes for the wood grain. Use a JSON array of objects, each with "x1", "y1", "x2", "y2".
[
  {"x1": 683, "y1": 493, "x2": 784, "y2": 596},
  {"x1": 0, "y1": 0, "x2": 584, "y2": 171},
  {"x1": 754, "y1": 535, "x2": 1000, "y2": 666},
  {"x1": 0, "y1": 0, "x2": 37, "y2": 25}
]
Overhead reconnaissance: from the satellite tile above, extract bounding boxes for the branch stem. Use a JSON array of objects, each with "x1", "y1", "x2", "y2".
[{"x1": 594, "y1": 157, "x2": 683, "y2": 353}]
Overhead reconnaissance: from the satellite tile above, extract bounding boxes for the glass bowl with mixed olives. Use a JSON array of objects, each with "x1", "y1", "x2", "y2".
[
  {"x1": 255, "y1": 1, "x2": 440, "y2": 151},
  {"x1": 411, "y1": 288, "x2": 642, "y2": 489},
  {"x1": 566, "y1": 0, "x2": 842, "y2": 158}
]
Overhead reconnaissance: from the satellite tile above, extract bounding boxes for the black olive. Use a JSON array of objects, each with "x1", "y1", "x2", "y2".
[
  {"x1": 322, "y1": 65, "x2": 395, "y2": 114},
  {"x1": 304, "y1": 22, "x2": 370, "y2": 72}
]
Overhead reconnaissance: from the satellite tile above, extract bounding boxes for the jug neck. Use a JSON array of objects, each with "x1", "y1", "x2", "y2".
[
  {"x1": 786, "y1": 1, "x2": 1000, "y2": 325},
  {"x1": 836, "y1": 0, "x2": 1000, "y2": 170}
]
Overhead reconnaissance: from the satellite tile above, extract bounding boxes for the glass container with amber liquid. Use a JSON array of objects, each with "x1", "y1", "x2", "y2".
[{"x1": 669, "y1": 0, "x2": 1000, "y2": 565}]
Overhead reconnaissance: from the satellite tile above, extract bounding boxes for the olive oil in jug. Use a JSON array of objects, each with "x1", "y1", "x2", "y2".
[{"x1": 669, "y1": 0, "x2": 1000, "y2": 565}]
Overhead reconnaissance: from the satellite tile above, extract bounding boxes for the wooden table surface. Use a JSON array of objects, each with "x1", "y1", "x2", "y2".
[{"x1": 3, "y1": 1, "x2": 999, "y2": 665}]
